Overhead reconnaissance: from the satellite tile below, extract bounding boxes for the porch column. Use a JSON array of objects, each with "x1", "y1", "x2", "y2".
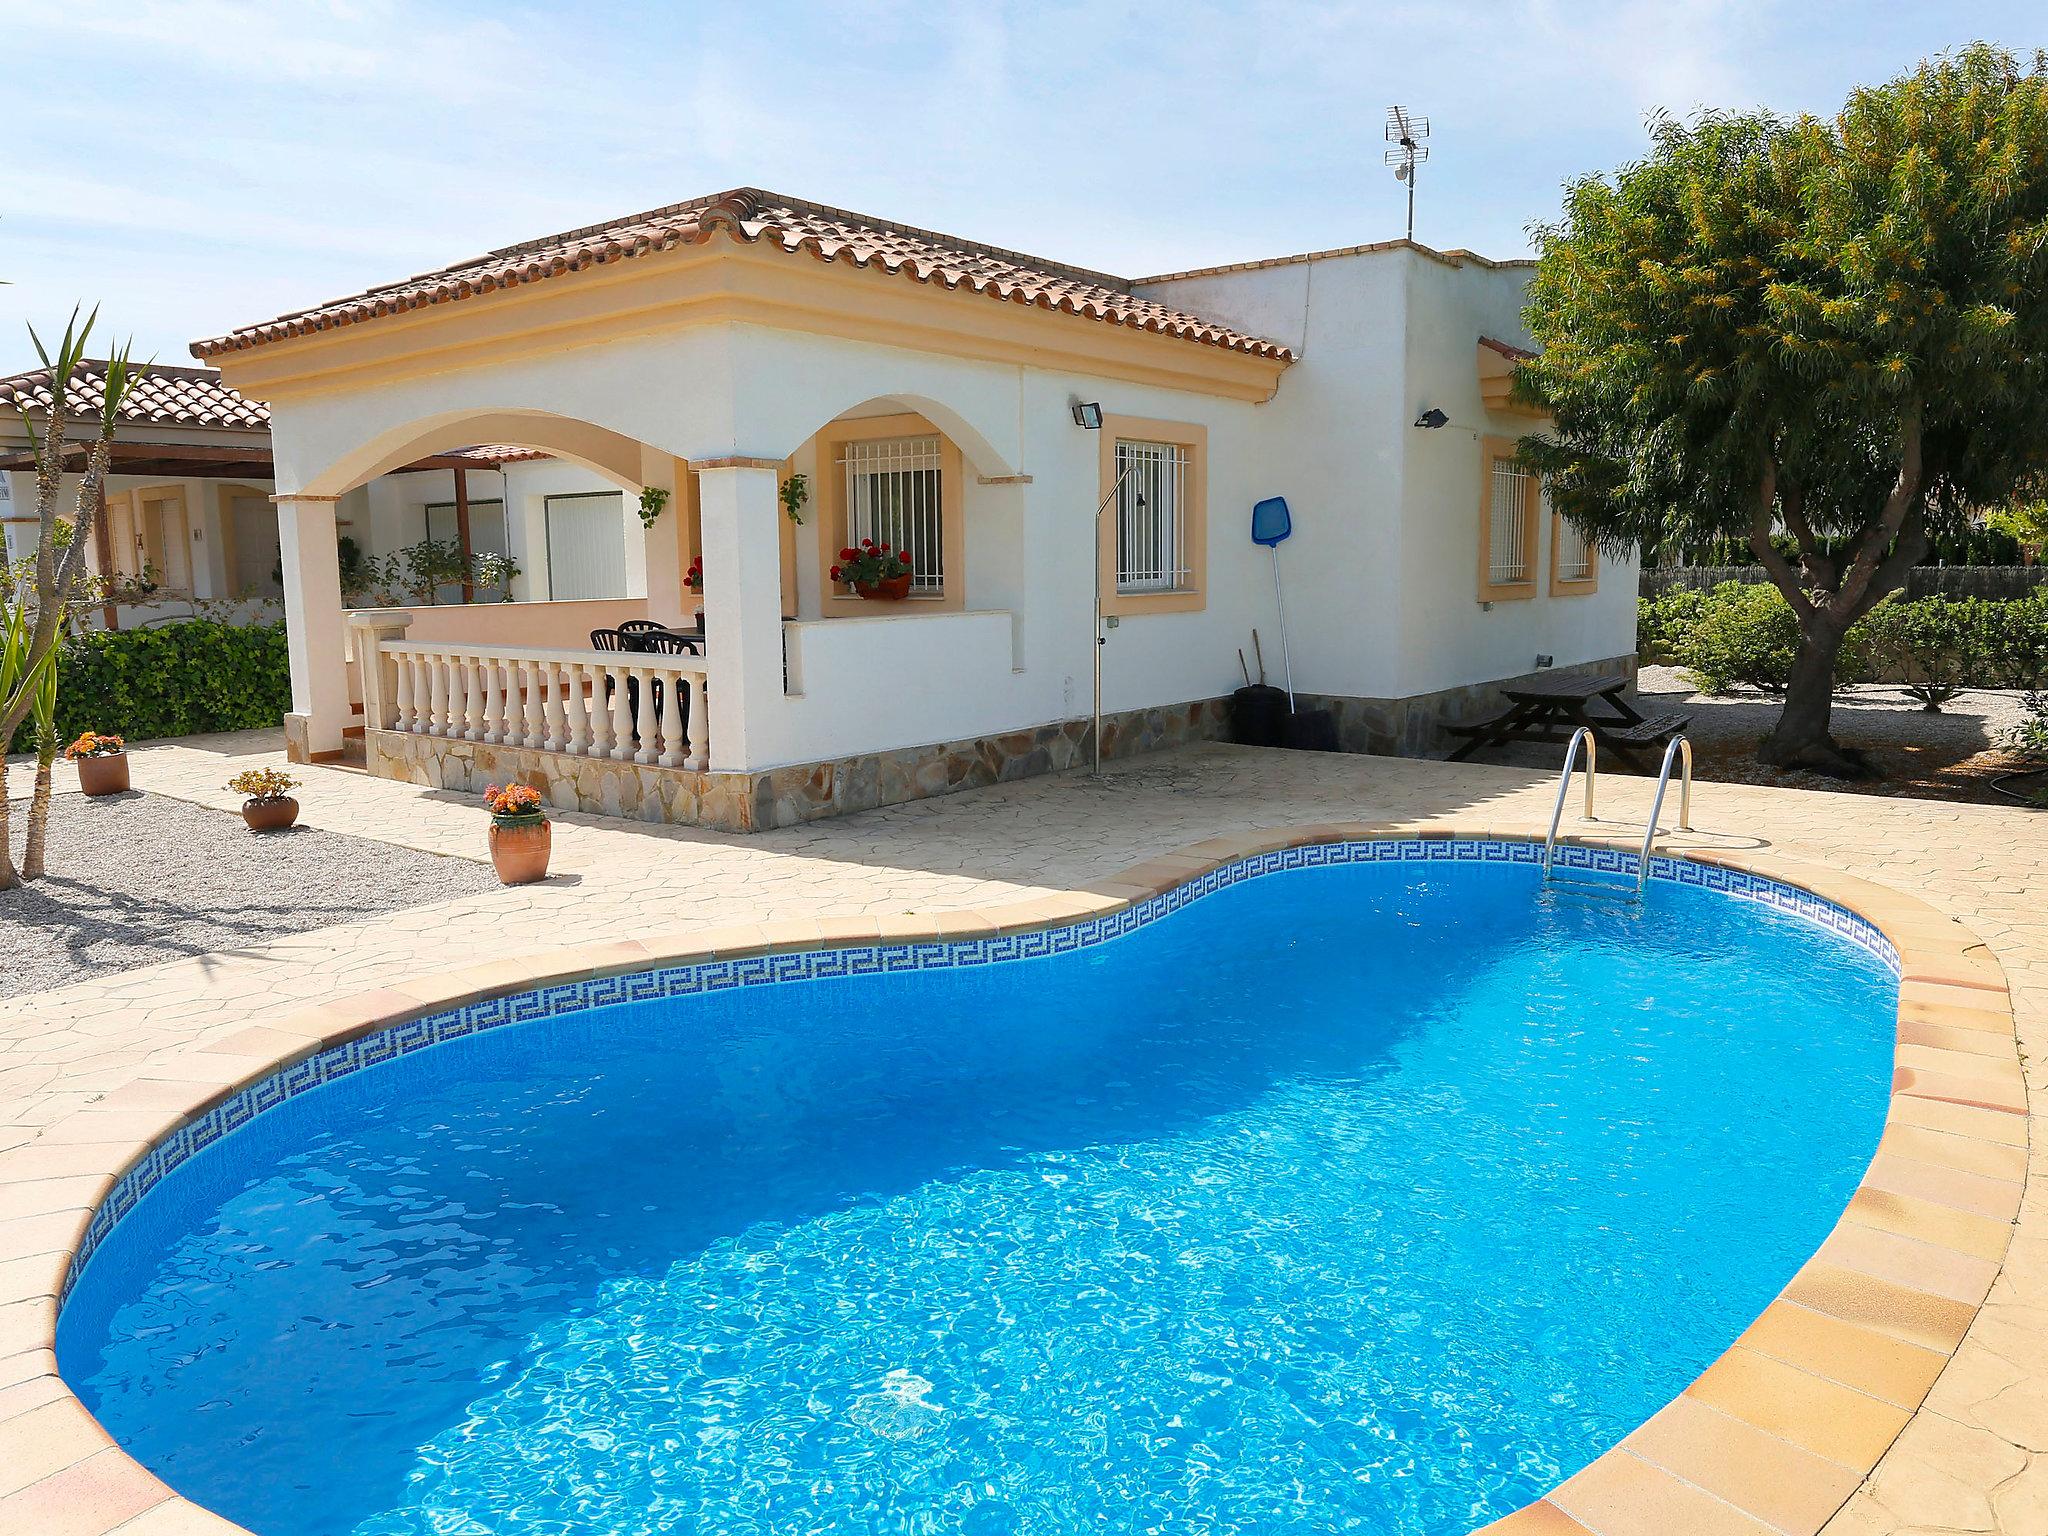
[
  {"x1": 275, "y1": 493, "x2": 349, "y2": 762},
  {"x1": 638, "y1": 447, "x2": 688, "y2": 626},
  {"x1": 695, "y1": 459, "x2": 783, "y2": 773}
]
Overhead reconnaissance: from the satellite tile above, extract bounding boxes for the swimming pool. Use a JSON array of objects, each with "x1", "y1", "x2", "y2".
[{"x1": 58, "y1": 841, "x2": 1900, "y2": 1536}]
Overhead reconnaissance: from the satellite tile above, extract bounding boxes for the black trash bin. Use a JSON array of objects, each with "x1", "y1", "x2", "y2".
[
  {"x1": 1230, "y1": 684, "x2": 1290, "y2": 747},
  {"x1": 1283, "y1": 707, "x2": 1341, "y2": 752}
]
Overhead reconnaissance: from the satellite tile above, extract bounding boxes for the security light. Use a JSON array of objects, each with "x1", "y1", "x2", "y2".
[
  {"x1": 1414, "y1": 408, "x2": 1449, "y2": 429},
  {"x1": 1071, "y1": 400, "x2": 1104, "y2": 430}
]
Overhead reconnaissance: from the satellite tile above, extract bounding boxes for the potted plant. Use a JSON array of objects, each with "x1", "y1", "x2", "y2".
[
  {"x1": 685, "y1": 554, "x2": 704, "y2": 595},
  {"x1": 65, "y1": 731, "x2": 129, "y2": 796},
  {"x1": 483, "y1": 782, "x2": 551, "y2": 884},
  {"x1": 831, "y1": 540, "x2": 915, "y2": 601},
  {"x1": 226, "y1": 767, "x2": 301, "y2": 831}
]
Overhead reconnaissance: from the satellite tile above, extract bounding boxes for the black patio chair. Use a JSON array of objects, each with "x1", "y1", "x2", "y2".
[
  {"x1": 588, "y1": 628, "x2": 630, "y2": 713},
  {"x1": 633, "y1": 629, "x2": 700, "y2": 743},
  {"x1": 616, "y1": 619, "x2": 666, "y2": 638}
]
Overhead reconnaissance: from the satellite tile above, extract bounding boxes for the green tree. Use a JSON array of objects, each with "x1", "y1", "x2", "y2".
[
  {"x1": 1520, "y1": 45, "x2": 2048, "y2": 772},
  {"x1": 1, "y1": 311, "x2": 144, "y2": 887}
]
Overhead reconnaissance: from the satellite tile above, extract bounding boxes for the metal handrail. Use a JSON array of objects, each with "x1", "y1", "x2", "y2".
[
  {"x1": 1636, "y1": 735, "x2": 1693, "y2": 894},
  {"x1": 1542, "y1": 727, "x2": 1597, "y2": 881}
]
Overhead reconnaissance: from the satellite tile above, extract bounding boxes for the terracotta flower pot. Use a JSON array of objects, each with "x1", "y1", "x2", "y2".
[
  {"x1": 489, "y1": 814, "x2": 552, "y2": 885},
  {"x1": 76, "y1": 753, "x2": 130, "y2": 797},
  {"x1": 855, "y1": 572, "x2": 914, "y2": 601},
  {"x1": 241, "y1": 796, "x2": 299, "y2": 832}
]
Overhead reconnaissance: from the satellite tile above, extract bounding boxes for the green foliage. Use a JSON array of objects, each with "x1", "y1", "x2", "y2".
[
  {"x1": 1667, "y1": 583, "x2": 1804, "y2": 694},
  {"x1": 7, "y1": 621, "x2": 290, "y2": 751},
  {"x1": 1642, "y1": 586, "x2": 2048, "y2": 700},
  {"x1": 1635, "y1": 585, "x2": 1710, "y2": 664},
  {"x1": 1658, "y1": 524, "x2": 2024, "y2": 568},
  {"x1": 364, "y1": 539, "x2": 521, "y2": 604},
  {"x1": 1988, "y1": 500, "x2": 2048, "y2": 555},
  {"x1": 1521, "y1": 46, "x2": 2048, "y2": 564},
  {"x1": 780, "y1": 472, "x2": 809, "y2": 525},
  {"x1": 636, "y1": 487, "x2": 670, "y2": 531},
  {"x1": 2009, "y1": 694, "x2": 2048, "y2": 763}
]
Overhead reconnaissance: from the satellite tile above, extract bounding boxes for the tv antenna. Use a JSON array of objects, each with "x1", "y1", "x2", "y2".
[{"x1": 1384, "y1": 106, "x2": 1430, "y2": 242}]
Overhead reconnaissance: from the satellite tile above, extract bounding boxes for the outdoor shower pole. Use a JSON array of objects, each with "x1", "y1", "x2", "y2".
[{"x1": 1093, "y1": 466, "x2": 1140, "y2": 776}]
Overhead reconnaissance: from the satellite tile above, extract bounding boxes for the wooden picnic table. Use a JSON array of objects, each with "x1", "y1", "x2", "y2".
[{"x1": 1445, "y1": 672, "x2": 1689, "y2": 768}]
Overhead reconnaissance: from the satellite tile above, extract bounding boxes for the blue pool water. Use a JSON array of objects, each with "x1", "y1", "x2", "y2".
[{"x1": 59, "y1": 855, "x2": 1897, "y2": 1536}]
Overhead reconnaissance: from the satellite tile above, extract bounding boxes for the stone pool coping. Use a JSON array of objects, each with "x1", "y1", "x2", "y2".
[{"x1": 0, "y1": 824, "x2": 2020, "y2": 1536}]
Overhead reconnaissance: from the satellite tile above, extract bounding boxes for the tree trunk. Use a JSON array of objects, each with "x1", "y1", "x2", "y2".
[
  {"x1": 0, "y1": 760, "x2": 14, "y2": 891},
  {"x1": 1759, "y1": 620, "x2": 1862, "y2": 774},
  {"x1": 20, "y1": 744, "x2": 54, "y2": 880}
]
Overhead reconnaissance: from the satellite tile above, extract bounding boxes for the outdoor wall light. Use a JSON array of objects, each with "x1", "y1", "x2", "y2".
[
  {"x1": 1414, "y1": 408, "x2": 1449, "y2": 429},
  {"x1": 1071, "y1": 400, "x2": 1105, "y2": 430}
]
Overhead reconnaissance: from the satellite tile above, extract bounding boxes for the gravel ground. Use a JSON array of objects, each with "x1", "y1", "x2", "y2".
[
  {"x1": 1484, "y1": 665, "x2": 2037, "y2": 803},
  {"x1": 0, "y1": 790, "x2": 497, "y2": 1001}
]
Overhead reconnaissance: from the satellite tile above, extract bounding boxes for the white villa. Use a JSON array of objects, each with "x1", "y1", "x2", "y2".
[{"x1": 41, "y1": 189, "x2": 1639, "y2": 831}]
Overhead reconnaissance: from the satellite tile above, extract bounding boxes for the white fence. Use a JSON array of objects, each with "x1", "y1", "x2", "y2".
[{"x1": 369, "y1": 638, "x2": 709, "y2": 770}]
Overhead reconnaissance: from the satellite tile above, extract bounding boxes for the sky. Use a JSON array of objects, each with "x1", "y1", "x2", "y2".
[{"x1": 0, "y1": 1, "x2": 2039, "y2": 365}]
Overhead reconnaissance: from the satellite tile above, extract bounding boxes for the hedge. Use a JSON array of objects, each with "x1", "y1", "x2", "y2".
[
  {"x1": 1650, "y1": 525, "x2": 2026, "y2": 568},
  {"x1": 1640, "y1": 583, "x2": 2048, "y2": 700},
  {"x1": 8, "y1": 620, "x2": 291, "y2": 752}
]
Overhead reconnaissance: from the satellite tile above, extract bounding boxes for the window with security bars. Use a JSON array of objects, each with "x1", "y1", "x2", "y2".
[
  {"x1": 840, "y1": 435, "x2": 944, "y2": 595},
  {"x1": 1115, "y1": 439, "x2": 1191, "y2": 593},
  {"x1": 1554, "y1": 513, "x2": 1594, "y2": 583},
  {"x1": 1488, "y1": 456, "x2": 1534, "y2": 585}
]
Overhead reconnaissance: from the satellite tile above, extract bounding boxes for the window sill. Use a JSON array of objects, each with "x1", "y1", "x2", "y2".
[
  {"x1": 1103, "y1": 587, "x2": 1205, "y2": 617},
  {"x1": 1476, "y1": 581, "x2": 1538, "y2": 604}
]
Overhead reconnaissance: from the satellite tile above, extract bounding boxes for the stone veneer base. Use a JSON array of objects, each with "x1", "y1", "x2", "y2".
[
  {"x1": 362, "y1": 655, "x2": 1644, "y2": 831},
  {"x1": 367, "y1": 697, "x2": 1231, "y2": 832},
  {"x1": 1296, "y1": 653, "x2": 1642, "y2": 758}
]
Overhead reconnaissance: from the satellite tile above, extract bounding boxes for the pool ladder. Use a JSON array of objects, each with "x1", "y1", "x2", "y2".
[{"x1": 1542, "y1": 729, "x2": 1692, "y2": 901}]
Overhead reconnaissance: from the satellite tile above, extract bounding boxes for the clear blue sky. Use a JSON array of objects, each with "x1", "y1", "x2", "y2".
[{"x1": 1, "y1": 1, "x2": 2038, "y2": 364}]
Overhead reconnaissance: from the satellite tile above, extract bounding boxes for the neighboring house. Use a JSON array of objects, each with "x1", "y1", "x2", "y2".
[
  {"x1": 178, "y1": 187, "x2": 1635, "y2": 828},
  {"x1": 0, "y1": 364, "x2": 642, "y2": 624}
]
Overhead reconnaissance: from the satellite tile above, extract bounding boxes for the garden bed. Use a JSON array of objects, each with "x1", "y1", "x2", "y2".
[{"x1": 0, "y1": 790, "x2": 497, "y2": 1001}]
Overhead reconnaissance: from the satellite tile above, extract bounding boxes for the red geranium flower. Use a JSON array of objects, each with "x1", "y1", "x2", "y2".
[
  {"x1": 830, "y1": 565, "x2": 842, "y2": 580},
  {"x1": 839, "y1": 547, "x2": 856, "y2": 561},
  {"x1": 861, "y1": 537, "x2": 875, "y2": 548}
]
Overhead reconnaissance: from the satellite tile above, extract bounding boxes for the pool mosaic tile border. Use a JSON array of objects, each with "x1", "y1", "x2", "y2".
[{"x1": 62, "y1": 839, "x2": 1900, "y2": 1297}]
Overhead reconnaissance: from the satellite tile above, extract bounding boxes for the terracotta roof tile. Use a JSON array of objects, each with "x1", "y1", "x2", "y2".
[
  {"x1": 191, "y1": 188, "x2": 1296, "y2": 365},
  {"x1": 1478, "y1": 335, "x2": 1537, "y2": 361},
  {"x1": 0, "y1": 361, "x2": 268, "y2": 432}
]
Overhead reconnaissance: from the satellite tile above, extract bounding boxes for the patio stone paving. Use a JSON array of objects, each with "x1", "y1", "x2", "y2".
[{"x1": 1, "y1": 728, "x2": 2042, "y2": 1535}]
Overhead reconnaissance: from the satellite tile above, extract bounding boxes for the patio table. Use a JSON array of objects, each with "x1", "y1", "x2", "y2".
[{"x1": 1444, "y1": 672, "x2": 1689, "y2": 768}]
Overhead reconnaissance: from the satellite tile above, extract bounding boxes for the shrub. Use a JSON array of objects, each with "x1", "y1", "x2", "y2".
[
  {"x1": 1636, "y1": 587, "x2": 1710, "y2": 665},
  {"x1": 8, "y1": 620, "x2": 291, "y2": 751},
  {"x1": 1640, "y1": 586, "x2": 2048, "y2": 701},
  {"x1": 1855, "y1": 597, "x2": 1981, "y2": 710},
  {"x1": 1672, "y1": 582, "x2": 1802, "y2": 694}
]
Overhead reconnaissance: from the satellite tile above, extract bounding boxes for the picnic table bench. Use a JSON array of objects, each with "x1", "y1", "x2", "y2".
[{"x1": 1445, "y1": 672, "x2": 1689, "y2": 768}]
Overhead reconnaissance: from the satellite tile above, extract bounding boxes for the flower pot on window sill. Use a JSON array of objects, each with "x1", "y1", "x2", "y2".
[
  {"x1": 76, "y1": 753, "x2": 130, "y2": 797},
  {"x1": 489, "y1": 813, "x2": 552, "y2": 884},
  {"x1": 241, "y1": 796, "x2": 300, "y2": 832},
  {"x1": 854, "y1": 573, "x2": 914, "y2": 602}
]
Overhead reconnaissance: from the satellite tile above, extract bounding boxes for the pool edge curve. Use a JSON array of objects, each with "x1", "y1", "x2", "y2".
[{"x1": 6, "y1": 825, "x2": 2023, "y2": 1536}]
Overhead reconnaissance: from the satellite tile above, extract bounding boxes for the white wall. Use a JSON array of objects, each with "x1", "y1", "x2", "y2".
[{"x1": 1145, "y1": 247, "x2": 1639, "y2": 707}]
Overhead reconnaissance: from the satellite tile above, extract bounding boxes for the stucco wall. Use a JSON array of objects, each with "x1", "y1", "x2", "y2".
[{"x1": 258, "y1": 261, "x2": 1640, "y2": 773}]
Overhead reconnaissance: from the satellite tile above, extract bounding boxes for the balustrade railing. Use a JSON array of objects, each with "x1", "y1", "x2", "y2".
[{"x1": 368, "y1": 637, "x2": 709, "y2": 771}]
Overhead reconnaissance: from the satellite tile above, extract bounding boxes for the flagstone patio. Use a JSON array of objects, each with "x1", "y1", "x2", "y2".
[{"x1": 1, "y1": 731, "x2": 2042, "y2": 1535}]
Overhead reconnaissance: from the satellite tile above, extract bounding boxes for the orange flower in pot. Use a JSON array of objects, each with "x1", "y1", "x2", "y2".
[
  {"x1": 65, "y1": 731, "x2": 130, "y2": 796},
  {"x1": 225, "y1": 767, "x2": 301, "y2": 831},
  {"x1": 483, "y1": 782, "x2": 551, "y2": 885},
  {"x1": 831, "y1": 540, "x2": 914, "y2": 601}
]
